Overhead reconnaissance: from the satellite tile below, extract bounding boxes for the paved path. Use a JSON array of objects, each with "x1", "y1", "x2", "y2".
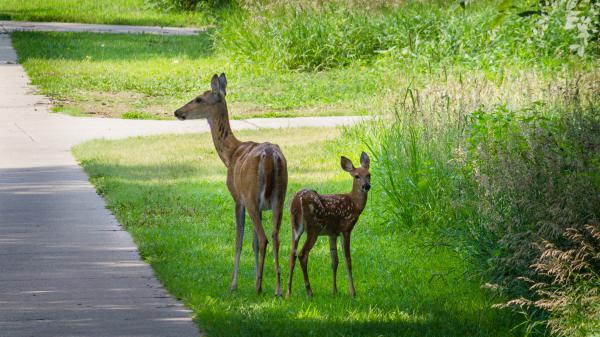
[
  {"x1": 0, "y1": 32, "x2": 364, "y2": 336},
  {"x1": 0, "y1": 20, "x2": 204, "y2": 35}
]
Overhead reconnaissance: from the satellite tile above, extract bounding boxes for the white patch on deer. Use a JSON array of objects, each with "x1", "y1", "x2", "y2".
[{"x1": 294, "y1": 211, "x2": 304, "y2": 241}]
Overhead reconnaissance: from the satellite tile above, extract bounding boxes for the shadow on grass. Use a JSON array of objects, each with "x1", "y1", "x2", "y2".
[{"x1": 11, "y1": 30, "x2": 215, "y2": 62}]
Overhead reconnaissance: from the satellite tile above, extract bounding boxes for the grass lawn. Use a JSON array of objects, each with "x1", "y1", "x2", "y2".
[
  {"x1": 11, "y1": 31, "x2": 374, "y2": 120},
  {"x1": 72, "y1": 127, "x2": 520, "y2": 337},
  {"x1": 0, "y1": 0, "x2": 210, "y2": 27}
]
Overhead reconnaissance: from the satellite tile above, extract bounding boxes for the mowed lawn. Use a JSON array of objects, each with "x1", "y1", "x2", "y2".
[
  {"x1": 72, "y1": 128, "x2": 519, "y2": 337},
  {"x1": 0, "y1": 0, "x2": 209, "y2": 27},
  {"x1": 11, "y1": 32, "x2": 375, "y2": 120}
]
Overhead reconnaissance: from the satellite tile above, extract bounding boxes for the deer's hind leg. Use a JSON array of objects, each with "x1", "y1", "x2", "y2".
[
  {"x1": 247, "y1": 207, "x2": 267, "y2": 294},
  {"x1": 299, "y1": 226, "x2": 320, "y2": 297}
]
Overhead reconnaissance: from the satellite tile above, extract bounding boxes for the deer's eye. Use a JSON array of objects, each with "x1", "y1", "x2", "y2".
[
  {"x1": 367, "y1": 174, "x2": 371, "y2": 178},
  {"x1": 354, "y1": 175, "x2": 359, "y2": 179},
  {"x1": 195, "y1": 97, "x2": 203, "y2": 103}
]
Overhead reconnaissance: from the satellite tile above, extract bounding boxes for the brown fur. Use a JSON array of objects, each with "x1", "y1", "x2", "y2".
[
  {"x1": 175, "y1": 73, "x2": 288, "y2": 295},
  {"x1": 286, "y1": 152, "x2": 371, "y2": 298}
]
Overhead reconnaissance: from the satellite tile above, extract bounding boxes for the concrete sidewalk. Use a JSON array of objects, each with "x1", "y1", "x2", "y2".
[
  {"x1": 0, "y1": 31, "x2": 365, "y2": 336},
  {"x1": 0, "y1": 20, "x2": 205, "y2": 35}
]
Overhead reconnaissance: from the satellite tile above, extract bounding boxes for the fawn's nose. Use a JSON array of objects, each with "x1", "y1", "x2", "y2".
[{"x1": 363, "y1": 182, "x2": 371, "y2": 191}]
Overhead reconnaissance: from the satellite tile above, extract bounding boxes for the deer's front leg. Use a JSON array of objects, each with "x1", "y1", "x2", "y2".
[
  {"x1": 231, "y1": 202, "x2": 245, "y2": 292},
  {"x1": 329, "y1": 235, "x2": 339, "y2": 295},
  {"x1": 341, "y1": 231, "x2": 356, "y2": 297}
]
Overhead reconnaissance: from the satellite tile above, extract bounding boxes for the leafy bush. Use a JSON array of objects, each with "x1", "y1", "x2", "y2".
[
  {"x1": 362, "y1": 70, "x2": 600, "y2": 335},
  {"x1": 465, "y1": 98, "x2": 600, "y2": 336},
  {"x1": 493, "y1": 0, "x2": 600, "y2": 57}
]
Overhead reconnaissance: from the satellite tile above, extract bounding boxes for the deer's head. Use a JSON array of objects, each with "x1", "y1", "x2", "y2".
[
  {"x1": 341, "y1": 152, "x2": 371, "y2": 193},
  {"x1": 174, "y1": 73, "x2": 227, "y2": 120}
]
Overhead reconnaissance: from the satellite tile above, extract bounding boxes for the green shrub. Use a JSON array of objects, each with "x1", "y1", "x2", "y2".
[
  {"x1": 361, "y1": 74, "x2": 600, "y2": 336},
  {"x1": 465, "y1": 98, "x2": 600, "y2": 336}
]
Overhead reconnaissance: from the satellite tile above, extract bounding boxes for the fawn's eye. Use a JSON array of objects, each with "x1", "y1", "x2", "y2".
[
  {"x1": 354, "y1": 175, "x2": 359, "y2": 179},
  {"x1": 195, "y1": 97, "x2": 203, "y2": 103},
  {"x1": 367, "y1": 174, "x2": 371, "y2": 178}
]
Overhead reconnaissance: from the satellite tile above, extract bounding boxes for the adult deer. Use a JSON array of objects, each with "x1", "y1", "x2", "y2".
[
  {"x1": 286, "y1": 152, "x2": 371, "y2": 298},
  {"x1": 174, "y1": 73, "x2": 288, "y2": 296}
]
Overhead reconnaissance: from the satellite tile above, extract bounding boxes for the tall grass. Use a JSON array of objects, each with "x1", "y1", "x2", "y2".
[
  {"x1": 356, "y1": 70, "x2": 600, "y2": 335},
  {"x1": 215, "y1": 1, "x2": 596, "y2": 71},
  {"x1": 466, "y1": 95, "x2": 600, "y2": 336}
]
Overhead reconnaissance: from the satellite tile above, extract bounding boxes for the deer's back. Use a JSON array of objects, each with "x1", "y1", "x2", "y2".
[{"x1": 228, "y1": 141, "x2": 288, "y2": 210}]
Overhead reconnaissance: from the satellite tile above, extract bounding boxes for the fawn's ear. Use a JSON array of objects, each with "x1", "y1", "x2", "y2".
[
  {"x1": 360, "y1": 151, "x2": 370, "y2": 169},
  {"x1": 218, "y1": 73, "x2": 227, "y2": 96},
  {"x1": 341, "y1": 156, "x2": 355, "y2": 172}
]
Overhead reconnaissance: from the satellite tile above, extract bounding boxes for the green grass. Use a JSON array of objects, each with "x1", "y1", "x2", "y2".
[
  {"x1": 10, "y1": 1, "x2": 597, "y2": 121},
  {"x1": 11, "y1": 31, "x2": 374, "y2": 119},
  {"x1": 72, "y1": 127, "x2": 520, "y2": 337},
  {"x1": 0, "y1": 0, "x2": 210, "y2": 27}
]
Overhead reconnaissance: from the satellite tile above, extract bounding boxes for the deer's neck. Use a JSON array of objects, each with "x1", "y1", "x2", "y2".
[
  {"x1": 207, "y1": 107, "x2": 240, "y2": 167},
  {"x1": 350, "y1": 187, "x2": 368, "y2": 214}
]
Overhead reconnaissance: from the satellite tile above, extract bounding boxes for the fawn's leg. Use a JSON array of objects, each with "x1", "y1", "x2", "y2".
[
  {"x1": 272, "y1": 198, "x2": 284, "y2": 297},
  {"x1": 286, "y1": 212, "x2": 303, "y2": 298},
  {"x1": 248, "y1": 208, "x2": 267, "y2": 294},
  {"x1": 341, "y1": 231, "x2": 356, "y2": 297},
  {"x1": 299, "y1": 228, "x2": 319, "y2": 297},
  {"x1": 329, "y1": 235, "x2": 339, "y2": 295},
  {"x1": 230, "y1": 202, "x2": 245, "y2": 291}
]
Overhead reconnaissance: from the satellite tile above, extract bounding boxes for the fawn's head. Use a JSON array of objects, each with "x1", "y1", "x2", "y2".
[
  {"x1": 174, "y1": 73, "x2": 227, "y2": 120},
  {"x1": 341, "y1": 152, "x2": 371, "y2": 193}
]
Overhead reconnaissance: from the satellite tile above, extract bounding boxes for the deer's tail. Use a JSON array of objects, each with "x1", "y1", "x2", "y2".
[{"x1": 259, "y1": 145, "x2": 287, "y2": 208}]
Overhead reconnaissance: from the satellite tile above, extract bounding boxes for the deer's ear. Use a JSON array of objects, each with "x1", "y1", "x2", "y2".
[
  {"x1": 360, "y1": 151, "x2": 370, "y2": 169},
  {"x1": 340, "y1": 156, "x2": 355, "y2": 172},
  {"x1": 218, "y1": 73, "x2": 227, "y2": 96},
  {"x1": 210, "y1": 74, "x2": 220, "y2": 93}
]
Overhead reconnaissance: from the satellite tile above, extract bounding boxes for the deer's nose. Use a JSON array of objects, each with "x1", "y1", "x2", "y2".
[
  {"x1": 363, "y1": 182, "x2": 371, "y2": 191},
  {"x1": 174, "y1": 109, "x2": 186, "y2": 120}
]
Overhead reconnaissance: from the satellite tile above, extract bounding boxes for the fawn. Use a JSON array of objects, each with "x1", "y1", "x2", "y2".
[{"x1": 286, "y1": 152, "x2": 371, "y2": 298}]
